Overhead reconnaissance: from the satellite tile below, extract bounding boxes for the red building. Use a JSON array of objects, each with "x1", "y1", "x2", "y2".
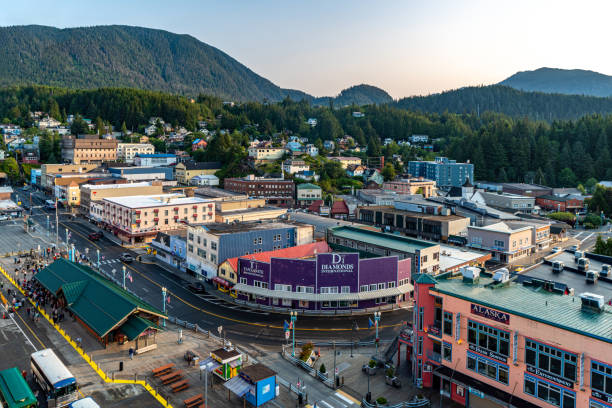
[
  {"x1": 535, "y1": 195, "x2": 583, "y2": 212},
  {"x1": 224, "y1": 175, "x2": 295, "y2": 207}
]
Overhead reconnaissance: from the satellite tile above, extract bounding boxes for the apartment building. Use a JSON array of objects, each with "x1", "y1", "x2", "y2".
[
  {"x1": 61, "y1": 136, "x2": 118, "y2": 164},
  {"x1": 247, "y1": 147, "x2": 286, "y2": 162},
  {"x1": 224, "y1": 175, "x2": 295, "y2": 207},
  {"x1": 282, "y1": 159, "x2": 309, "y2": 175},
  {"x1": 408, "y1": 157, "x2": 474, "y2": 188},
  {"x1": 296, "y1": 183, "x2": 322, "y2": 207},
  {"x1": 467, "y1": 222, "x2": 534, "y2": 263},
  {"x1": 410, "y1": 270, "x2": 612, "y2": 408},
  {"x1": 186, "y1": 221, "x2": 314, "y2": 280},
  {"x1": 101, "y1": 194, "x2": 215, "y2": 244},
  {"x1": 117, "y1": 143, "x2": 155, "y2": 163}
]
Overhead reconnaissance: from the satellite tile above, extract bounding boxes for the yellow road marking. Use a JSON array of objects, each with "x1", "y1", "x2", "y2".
[
  {"x1": 60, "y1": 223, "x2": 101, "y2": 250},
  {"x1": 11, "y1": 303, "x2": 46, "y2": 349},
  {"x1": 122, "y1": 262, "x2": 405, "y2": 332},
  {"x1": 336, "y1": 389, "x2": 361, "y2": 405}
]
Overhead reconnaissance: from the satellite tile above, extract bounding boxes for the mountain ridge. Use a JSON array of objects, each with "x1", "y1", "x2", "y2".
[
  {"x1": 499, "y1": 67, "x2": 612, "y2": 97},
  {"x1": 0, "y1": 24, "x2": 392, "y2": 105}
]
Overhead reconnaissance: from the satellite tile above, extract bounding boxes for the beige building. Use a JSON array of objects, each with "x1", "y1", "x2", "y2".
[
  {"x1": 467, "y1": 222, "x2": 534, "y2": 263},
  {"x1": 80, "y1": 181, "x2": 164, "y2": 214},
  {"x1": 101, "y1": 194, "x2": 215, "y2": 245},
  {"x1": 41, "y1": 164, "x2": 98, "y2": 192},
  {"x1": 329, "y1": 156, "x2": 362, "y2": 169},
  {"x1": 214, "y1": 198, "x2": 287, "y2": 223},
  {"x1": 54, "y1": 178, "x2": 90, "y2": 207},
  {"x1": 61, "y1": 136, "x2": 118, "y2": 164},
  {"x1": 247, "y1": 147, "x2": 285, "y2": 162},
  {"x1": 382, "y1": 177, "x2": 437, "y2": 198},
  {"x1": 117, "y1": 143, "x2": 155, "y2": 163},
  {"x1": 175, "y1": 162, "x2": 221, "y2": 185}
]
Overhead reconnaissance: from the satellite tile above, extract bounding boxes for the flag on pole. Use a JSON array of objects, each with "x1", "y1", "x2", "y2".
[
  {"x1": 368, "y1": 317, "x2": 374, "y2": 328},
  {"x1": 127, "y1": 271, "x2": 133, "y2": 283},
  {"x1": 284, "y1": 320, "x2": 290, "y2": 331},
  {"x1": 167, "y1": 296, "x2": 171, "y2": 304}
]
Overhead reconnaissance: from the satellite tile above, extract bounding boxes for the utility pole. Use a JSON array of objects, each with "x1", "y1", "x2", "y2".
[
  {"x1": 122, "y1": 265, "x2": 127, "y2": 290},
  {"x1": 333, "y1": 340, "x2": 337, "y2": 389},
  {"x1": 97, "y1": 249, "x2": 100, "y2": 271},
  {"x1": 162, "y1": 287, "x2": 167, "y2": 327}
]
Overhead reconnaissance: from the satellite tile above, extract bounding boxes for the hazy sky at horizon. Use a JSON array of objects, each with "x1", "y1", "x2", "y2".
[{"x1": 2, "y1": 0, "x2": 611, "y2": 98}]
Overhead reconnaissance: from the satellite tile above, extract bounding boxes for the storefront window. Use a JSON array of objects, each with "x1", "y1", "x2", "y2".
[
  {"x1": 467, "y1": 352, "x2": 509, "y2": 385},
  {"x1": 524, "y1": 374, "x2": 575, "y2": 408},
  {"x1": 591, "y1": 360, "x2": 612, "y2": 398},
  {"x1": 525, "y1": 339, "x2": 577, "y2": 382}
]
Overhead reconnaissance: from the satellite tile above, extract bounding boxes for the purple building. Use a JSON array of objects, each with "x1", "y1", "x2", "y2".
[{"x1": 234, "y1": 252, "x2": 412, "y2": 311}]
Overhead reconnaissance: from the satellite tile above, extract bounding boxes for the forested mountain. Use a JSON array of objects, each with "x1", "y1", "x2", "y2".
[
  {"x1": 3, "y1": 85, "x2": 612, "y2": 190},
  {"x1": 394, "y1": 85, "x2": 612, "y2": 120},
  {"x1": 500, "y1": 67, "x2": 612, "y2": 97},
  {"x1": 313, "y1": 85, "x2": 393, "y2": 106},
  {"x1": 0, "y1": 25, "x2": 392, "y2": 106}
]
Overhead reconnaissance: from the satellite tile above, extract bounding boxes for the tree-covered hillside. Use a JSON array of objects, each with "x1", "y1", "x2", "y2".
[
  {"x1": 395, "y1": 85, "x2": 612, "y2": 120},
  {"x1": 500, "y1": 67, "x2": 612, "y2": 97},
  {"x1": 3, "y1": 85, "x2": 612, "y2": 188}
]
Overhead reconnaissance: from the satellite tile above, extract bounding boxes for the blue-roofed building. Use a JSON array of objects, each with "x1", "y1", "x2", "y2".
[
  {"x1": 109, "y1": 166, "x2": 174, "y2": 181},
  {"x1": 134, "y1": 153, "x2": 177, "y2": 167}
]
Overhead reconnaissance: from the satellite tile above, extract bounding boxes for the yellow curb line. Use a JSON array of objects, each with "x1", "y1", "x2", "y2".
[{"x1": 0, "y1": 266, "x2": 174, "y2": 408}]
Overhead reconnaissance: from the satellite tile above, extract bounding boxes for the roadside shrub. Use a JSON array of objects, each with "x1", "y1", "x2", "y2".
[
  {"x1": 376, "y1": 397, "x2": 388, "y2": 405},
  {"x1": 299, "y1": 342, "x2": 314, "y2": 362},
  {"x1": 368, "y1": 359, "x2": 376, "y2": 368},
  {"x1": 319, "y1": 363, "x2": 326, "y2": 373}
]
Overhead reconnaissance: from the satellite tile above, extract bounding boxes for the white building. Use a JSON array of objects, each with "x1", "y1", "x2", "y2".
[
  {"x1": 133, "y1": 154, "x2": 177, "y2": 167},
  {"x1": 117, "y1": 143, "x2": 155, "y2": 163},
  {"x1": 305, "y1": 144, "x2": 319, "y2": 157},
  {"x1": 409, "y1": 134, "x2": 429, "y2": 143},
  {"x1": 36, "y1": 117, "x2": 61, "y2": 129},
  {"x1": 248, "y1": 147, "x2": 286, "y2": 161},
  {"x1": 282, "y1": 159, "x2": 310, "y2": 175},
  {"x1": 191, "y1": 174, "x2": 220, "y2": 186},
  {"x1": 307, "y1": 118, "x2": 318, "y2": 127}
]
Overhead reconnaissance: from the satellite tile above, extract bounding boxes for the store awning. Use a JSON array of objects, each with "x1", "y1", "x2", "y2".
[
  {"x1": 199, "y1": 357, "x2": 221, "y2": 372},
  {"x1": 223, "y1": 375, "x2": 252, "y2": 398},
  {"x1": 213, "y1": 276, "x2": 232, "y2": 288},
  {"x1": 231, "y1": 283, "x2": 413, "y2": 302}
]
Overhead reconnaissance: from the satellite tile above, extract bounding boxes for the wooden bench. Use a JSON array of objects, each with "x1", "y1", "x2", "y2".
[
  {"x1": 152, "y1": 363, "x2": 175, "y2": 377},
  {"x1": 161, "y1": 370, "x2": 183, "y2": 385},
  {"x1": 183, "y1": 394, "x2": 203, "y2": 408},
  {"x1": 170, "y1": 379, "x2": 190, "y2": 393}
]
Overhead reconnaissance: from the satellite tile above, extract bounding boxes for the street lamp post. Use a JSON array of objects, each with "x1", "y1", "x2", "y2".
[
  {"x1": 55, "y1": 197, "x2": 59, "y2": 245},
  {"x1": 97, "y1": 249, "x2": 100, "y2": 271},
  {"x1": 46, "y1": 215, "x2": 49, "y2": 237},
  {"x1": 374, "y1": 311, "x2": 381, "y2": 356},
  {"x1": 122, "y1": 265, "x2": 127, "y2": 290},
  {"x1": 290, "y1": 311, "x2": 297, "y2": 357},
  {"x1": 162, "y1": 287, "x2": 167, "y2": 327}
]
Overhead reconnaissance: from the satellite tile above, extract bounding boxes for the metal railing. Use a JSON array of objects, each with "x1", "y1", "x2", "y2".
[{"x1": 361, "y1": 397, "x2": 430, "y2": 408}]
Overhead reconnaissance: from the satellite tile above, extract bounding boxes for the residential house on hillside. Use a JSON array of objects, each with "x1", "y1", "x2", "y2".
[
  {"x1": 363, "y1": 168, "x2": 384, "y2": 185},
  {"x1": 330, "y1": 156, "x2": 361, "y2": 169},
  {"x1": 346, "y1": 164, "x2": 366, "y2": 177},
  {"x1": 323, "y1": 140, "x2": 335, "y2": 151},
  {"x1": 304, "y1": 144, "x2": 319, "y2": 157},
  {"x1": 282, "y1": 159, "x2": 309, "y2": 175},
  {"x1": 192, "y1": 138, "x2": 207, "y2": 151},
  {"x1": 295, "y1": 170, "x2": 319, "y2": 181}
]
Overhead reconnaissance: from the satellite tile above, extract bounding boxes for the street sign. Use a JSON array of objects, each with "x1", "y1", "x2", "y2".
[
  {"x1": 469, "y1": 387, "x2": 484, "y2": 398},
  {"x1": 284, "y1": 330, "x2": 290, "y2": 340}
]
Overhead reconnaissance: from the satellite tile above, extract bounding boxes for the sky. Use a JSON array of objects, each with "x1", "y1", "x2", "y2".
[{"x1": 2, "y1": 0, "x2": 611, "y2": 99}]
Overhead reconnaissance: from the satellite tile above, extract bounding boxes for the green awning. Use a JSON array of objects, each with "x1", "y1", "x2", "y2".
[{"x1": 119, "y1": 315, "x2": 162, "y2": 341}]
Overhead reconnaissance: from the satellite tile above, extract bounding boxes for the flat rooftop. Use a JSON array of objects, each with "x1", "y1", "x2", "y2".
[
  {"x1": 359, "y1": 205, "x2": 467, "y2": 221},
  {"x1": 501, "y1": 183, "x2": 550, "y2": 191},
  {"x1": 103, "y1": 194, "x2": 211, "y2": 208},
  {"x1": 438, "y1": 245, "x2": 491, "y2": 272},
  {"x1": 219, "y1": 206, "x2": 286, "y2": 215},
  {"x1": 194, "y1": 187, "x2": 244, "y2": 198},
  {"x1": 329, "y1": 225, "x2": 438, "y2": 253},
  {"x1": 469, "y1": 222, "x2": 531, "y2": 233},
  {"x1": 432, "y1": 276, "x2": 612, "y2": 344},
  {"x1": 81, "y1": 182, "x2": 154, "y2": 190},
  {"x1": 197, "y1": 220, "x2": 306, "y2": 235}
]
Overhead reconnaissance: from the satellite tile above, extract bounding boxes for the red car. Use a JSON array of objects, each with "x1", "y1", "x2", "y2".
[{"x1": 88, "y1": 231, "x2": 104, "y2": 241}]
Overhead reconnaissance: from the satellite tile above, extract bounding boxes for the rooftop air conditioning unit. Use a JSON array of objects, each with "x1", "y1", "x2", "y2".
[
  {"x1": 580, "y1": 292, "x2": 605, "y2": 312},
  {"x1": 461, "y1": 266, "x2": 480, "y2": 283},
  {"x1": 493, "y1": 268, "x2": 510, "y2": 284}
]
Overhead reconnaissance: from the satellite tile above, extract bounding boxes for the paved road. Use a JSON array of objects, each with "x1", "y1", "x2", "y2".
[{"x1": 15, "y1": 188, "x2": 409, "y2": 348}]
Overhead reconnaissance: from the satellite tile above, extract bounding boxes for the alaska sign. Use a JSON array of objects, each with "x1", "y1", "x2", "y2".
[{"x1": 470, "y1": 304, "x2": 510, "y2": 325}]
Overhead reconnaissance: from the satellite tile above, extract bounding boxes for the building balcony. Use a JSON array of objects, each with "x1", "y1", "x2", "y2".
[{"x1": 427, "y1": 324, "x2": 442, "y2": 338}]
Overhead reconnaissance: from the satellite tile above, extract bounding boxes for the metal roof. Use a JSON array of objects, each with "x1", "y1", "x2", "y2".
[
  {"x1": 0, "y1": 367, "x2": 37, "y2": 406},
  {"x1": 431, "y1": 277, "x2": 612, "y2": 344},
  {"x1": 224, "y1": 375, "x2": 252, "y2": 397},
  {"x1": 34, "y1": 259, "x2": 166, "y2": 338},
  {"x1": 329, "y1": 225, "x2": 438, "y2": 253}
]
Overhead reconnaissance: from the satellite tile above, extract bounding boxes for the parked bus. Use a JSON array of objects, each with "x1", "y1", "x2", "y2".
[
  {"x1": 44, "y1": 200, "x2": 56, "y2": 210},
  {"x1": 30, "y1": 349, "x2": 77, "y2": 407},
  {"x1": 68, "y1": 397, "x2": 99, "y2": 408},
  {"x1": 0, "y1": 367, "x2": 38, "y2": 408}
]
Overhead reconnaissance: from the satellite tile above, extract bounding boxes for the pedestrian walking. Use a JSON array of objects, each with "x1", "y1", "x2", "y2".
[{"x1": 128, "y1": 347, "x2": 134, "y2": 360}]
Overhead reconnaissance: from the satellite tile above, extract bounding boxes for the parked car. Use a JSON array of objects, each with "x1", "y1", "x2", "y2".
[
  {"x1": 551, "y1": 247, "x2": 562, "y2": 253},
  {"x1": 0, "y1": 215, "x2": 9, "y2": 221},
  {"x1": 88, "y1": 231, "x2": 104, "y2": 241},
  {"x1": 188, "y1": 282, "x2": 206, "y2": 294},
  {"x1": 569, "y1": 245, "x2": 579, "y2": 252},
  {"x1": 120, "y1": 253, "x2": 134, "y2": 263}
]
